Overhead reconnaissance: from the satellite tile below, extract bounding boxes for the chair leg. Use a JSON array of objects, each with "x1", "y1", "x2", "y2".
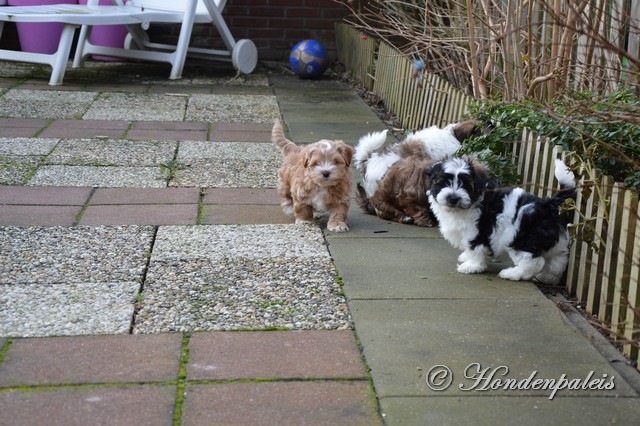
[
  {"x1": 203, "y1": 0, "x2": 235, "y2": 52},
  {"x1": 169, "y1": 0, "x2": 198, "y2": 80},
  {"x1": 72, "y1": 25, "x2": 91, "y2": 68},
  {"x1": 50, "y1": 24, "x2": 78, "y2": 86}
]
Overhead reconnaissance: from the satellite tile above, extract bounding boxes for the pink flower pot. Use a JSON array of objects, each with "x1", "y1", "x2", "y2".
[
  {"x1": 78, "y1": 0, "x2": 128, "y2": 61},
  {"x1": 8, "y1": 0, "x2": 79, "y2": 54}
]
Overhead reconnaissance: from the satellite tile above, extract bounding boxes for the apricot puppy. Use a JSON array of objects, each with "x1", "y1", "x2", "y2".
[{"x1": 272, "y1": 119, "x2": 354, "y2": 232}]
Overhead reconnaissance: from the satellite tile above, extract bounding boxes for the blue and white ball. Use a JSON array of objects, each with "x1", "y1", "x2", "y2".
[{"x1": 289, "y1": 40, "x2": 327, "y2": 79}]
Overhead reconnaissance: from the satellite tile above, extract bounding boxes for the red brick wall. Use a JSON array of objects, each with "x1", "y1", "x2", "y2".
[{"x1": 149, "y1": 0, "x2": 351, "y2": 62}]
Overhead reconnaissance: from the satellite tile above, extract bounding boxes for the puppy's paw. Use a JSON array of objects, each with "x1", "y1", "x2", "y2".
[
  {"x1": 327, "y1": 222, "x2": 349, "y2": 232},
  {"x1": 457, "y1": 261, "x2": 486, "y2": 274},
  {"x1": 282, "y1": 206, "x2": 294, "y2": 216},
  {"x1": 499, "y1": 267, "x2": 526, "y2": 281},
  {"x1": 413, "y1": 217, "x2": 435, "y2": 227},
  {"x1": 401, "y1": 215, "x2": 414, "y2": 224},
  {"x1": 458, "y1": 251, "x2": 471, "y2": 263}
]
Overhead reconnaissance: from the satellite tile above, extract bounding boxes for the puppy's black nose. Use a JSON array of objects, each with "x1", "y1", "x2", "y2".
[
  {"x1": 322, "y1": 171, "x2": 331, "y2": 179},
  {"x1": 447, "y1": 195, "x2": 461, "y2": 206}
]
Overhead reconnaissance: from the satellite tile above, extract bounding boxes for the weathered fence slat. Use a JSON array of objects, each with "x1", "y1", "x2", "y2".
[
  {"x1": 622, "y1": 195, "x2": 640, "y2": 366},
  {"x1": 587, "y1": 177, "x2": 613, "y2": 315},
  {"x1": 599, "y1": 183, "x2": 625, "y2": 323},
  {"x1": 612, "y1": 190, "x2": 638, "y2": 338}
]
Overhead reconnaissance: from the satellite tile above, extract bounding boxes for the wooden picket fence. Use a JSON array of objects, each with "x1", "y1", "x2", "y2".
[
  {"x1": 336, "y1": 24, "x2": 470, "y2": 131},
  {"x1": 336, "y1": 22, "x2": 640, "y2": 368}
]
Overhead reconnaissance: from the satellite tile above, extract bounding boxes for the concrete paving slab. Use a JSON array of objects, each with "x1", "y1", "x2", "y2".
[
  {"x1": 0, "y1": 205, "x2": 80, "y2": 226},
  {"x1": 349, "y1": 298, "x2": 638, "y2": 398},
  {"x1": 90, "y1": 187, "x2": 200, "y2": 205},
  {"x1": 0, "y1": 89, "x2": 96, "y2": 119},
  {"x1": 46, "y1": 139, "x2": 176, "y2": 166},
  {"x1": 135, "y1": 257, "x2": 349, "y2": 332},
  {"x1": 201, "y1": 204, "x2": 293, "y2": 225},
  {"x1": 39, "y1": 119, "x2": 131, "y2": 139},
  {"x1": 0, "y1": 124, "x2": 45, "y2": 138},
  {"x1": 0, "y1": 281, "x2": 138, "y2": 337},
  {"x1": 127, "y1": 121, "x2": 209, "y2": 141},
  {"x1": 169, "y1": 159, "x2": 278, "y2": 188},
  {"x1": 27, "y1": 165, "x2": 167, "y2": 187},
  {"x1": 0, "y1": 155, "x2": 42, "y2": 185},
  {"x1": 0, "y1": 334, "x2": 182, "y2": 386},
  {"x1": 0, "y1": 185, "x2": 91, "y2": 205},
  {"x1": 185, "y1": 94, "x2": 280, "y2": 123},
  {"x1": 83, "y1": 93, "x2": 187, "y2": 121},
  {"x1": 329, "y1": 236, "x2": 537, "y2": 300},
  {"x1": 326, "y1": 204, "x2": 440, "y2": 238},
  {"x1": 182, "y1": 382, "x2": 380, "y2": 426},
  {"x1": 202, "y1": 187, "x2": 280, "y2": 205},
  {"x1": 150, "y1": 224, "x2": 330, "y2": 261},
  {"x1": 0, "y1": 226, "x2": 154, "y2": 284},
  {"x1": 270, "y1": 75, "x2": 383, "y2": 144},
  {"x1": 188, "y1": 330, "x2": 367, "y2": 380},
  {"x1": 379, "y1": 395, "x2": 640, "y2": 426},
  {"x1": 80, "y1": 204, "x2": 198, "y2": 226},
  {"x1": 0, "y1": 137, "x2": 59, "y2": 156},
  {"x1": 0, "y1": 386, "x2": 176, "y2": 426},
  {"x1": 134, "y1": 225, "x2": 349, "y2": 332},
  {"x1": 177, "y1": 141, "x2": 280, "y2": 161}
]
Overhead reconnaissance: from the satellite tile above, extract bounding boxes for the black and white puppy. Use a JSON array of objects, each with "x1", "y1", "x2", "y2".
[{"x1": 427, "y1": 156, "x2": 576, "y2": 285}]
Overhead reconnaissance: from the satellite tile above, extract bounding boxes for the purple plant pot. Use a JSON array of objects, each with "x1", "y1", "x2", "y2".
[
  {"x1": 78, "y1": 0, "x2": 128, "y2": 61},
  {"x1": 8, "y1": 0, "x2": 79, "y2": 54}
]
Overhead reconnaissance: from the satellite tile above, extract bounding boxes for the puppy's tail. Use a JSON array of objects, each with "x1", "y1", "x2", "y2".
[
  {"x1": 555, "y1": 159, "x2": 576, "y2": 190},
  {"x1": 272, "y1": 118, "x2": 298, "y2": 156},
  {"x1": 354, "y1": 129, "x2": 389, "y2": 171},
  {"x1": 553, "y1": 159, "x2": 577, "y2": 209},
  {"x1": 355, "y1": 183, "x2": 377, "y2": 215}
]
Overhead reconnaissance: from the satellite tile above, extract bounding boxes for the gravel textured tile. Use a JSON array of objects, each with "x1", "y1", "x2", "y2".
[
  {"x1": 185, "y1": 94, "x2": 280, "y2": 123},
  {"x1": 155, "y1": 74, "x2": 270, "y2": 88},
  {"x1": 0, "y1": 281, "x2": 138, "y2": 337},
  {"x1": 83, "y1": 93, "x2": 187, "y2": 121},
  {"x1": 173, "y1": 141, "x2": 279, "y2": 187},
  {"x1": 0, "y1": 62, "x2": 37, "y2": 78},
  {"x1": 134, "y1": 224, "x2": 350, "y2": 333},
  {"x1": 177, "y1": 141, "x2": 279, "y2": 161},
  {"x1": 0, "y1": 155, "x2": 41, "y2": 185},
  {"x1": 0, "y1": 137, "x2": 59, "y2": 155},
  {"x1": 46, "y1": 139, "x2": 177, "y2": 166},
  {"x1": 151, "y1": 224, "x2": 330, "y2": 261},
  {"x1": 27, "y1": 165, "x2": 167, "y2": 187},
  {"x1": 0, "y1": 90, "x2": 96, "y2": 119},
  {"x1": 0, "y1": 226, "x2": 154, "y2": 284},
  {"x1": 169, "y1": 159, "x2": 278, "y2": 188}
]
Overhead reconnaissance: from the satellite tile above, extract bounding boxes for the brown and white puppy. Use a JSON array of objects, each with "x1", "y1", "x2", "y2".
[
  {"x1": 356, "y1": 155, "x2": 437, "y2": 227},
  {"x1": 354, "y1": 120, "x2": 481, "y2": 226},
  {"x1": 272, "y1": 119, "x2": 354, "y2": 232}
]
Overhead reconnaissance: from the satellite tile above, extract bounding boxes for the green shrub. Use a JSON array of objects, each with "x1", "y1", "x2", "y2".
[{"x1": 459, "y1": 90, "x2": 640, "y2": 190}]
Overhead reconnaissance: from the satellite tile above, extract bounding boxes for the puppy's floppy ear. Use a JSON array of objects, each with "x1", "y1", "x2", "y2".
[
  {"x1": 468, "y1": 157, "x2": 492, "y2": 190},
  {"x1": 303, "y1": 148, "x2": 314, "y2": 168},
  {"x1": 425, "y1": 161, "x2": 443, "y2": 178},
  {"x1": 337, "y1": 142, "x2": 354, "y2": 167}
]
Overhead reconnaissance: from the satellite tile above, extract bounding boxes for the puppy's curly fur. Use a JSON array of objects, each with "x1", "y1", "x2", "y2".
[
  {"x1": 354, "y1": 120, "x2": 481, "y2": 226},
  {"x1": 272, "y1": 119, "x2": 354, "y2": 232},
  {"x1": 356, "y1": 155, "x2": 437, "y2": 226}
]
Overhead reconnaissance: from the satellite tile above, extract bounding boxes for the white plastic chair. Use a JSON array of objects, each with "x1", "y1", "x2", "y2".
[
  {"x1": 0, "y1": 0, "x2": 257, "y2": 85},
  {"x1": 74, "y1": 0, "x2": 258, "y2": 78}
]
